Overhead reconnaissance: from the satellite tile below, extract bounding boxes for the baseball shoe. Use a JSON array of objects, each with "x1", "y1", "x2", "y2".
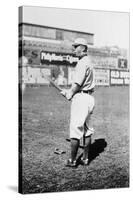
[
  {"x1": 80, "y1": 158, "x2": 89, "y2": 166},
  {"x1": 65, "y1": 159, "x2": 77, "y2": 167}
]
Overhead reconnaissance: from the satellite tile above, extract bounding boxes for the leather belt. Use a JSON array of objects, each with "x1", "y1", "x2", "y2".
[{"x1": 80, "y1": 89, "x2": 94, "y2": 94}]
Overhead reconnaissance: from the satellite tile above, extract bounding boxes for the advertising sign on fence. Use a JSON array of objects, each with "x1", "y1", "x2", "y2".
[
  {"x1": 68, "y1": 67, "x2": 76, "y2": 85},
  {"x1": 94, "y1": 68, "x2": 110, "y2": 86},
  {"x1": 118, "y1": 58, "x2": 128, "y2": 69},
  {"x1": 41, "y1": 51, "x2": 79, "y2": 66},
  {"x1": 91, "y1": 55, "x2": 118, "y2": 69},
  {"x1": 110, "y1": 70, "x2": 129, "y2": 85}
]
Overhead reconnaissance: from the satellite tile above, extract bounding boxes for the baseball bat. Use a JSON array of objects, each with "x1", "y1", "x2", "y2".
[{"x1": 44, "y1": 75, "x2": 68, "y2": 100}]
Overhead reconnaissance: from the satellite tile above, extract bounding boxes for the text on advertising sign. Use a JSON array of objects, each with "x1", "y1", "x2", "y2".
[
  {"x1": 110, "y1": 70, "x2": 129, "y2": 85},
  {"x1": 91, "y1": 56, "x2": 118, "y2": 68},
  {"x1": 94, "y1": 69, "x2": 110, "y2": 86},
  {"x1": 40, "y1": 51, "x2": 79, "y2": 65}
]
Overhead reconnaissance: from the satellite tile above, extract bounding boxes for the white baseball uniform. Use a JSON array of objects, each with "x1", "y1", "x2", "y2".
[{"x1": 70, "y1": 55, "x2": 95, "y2": 140}]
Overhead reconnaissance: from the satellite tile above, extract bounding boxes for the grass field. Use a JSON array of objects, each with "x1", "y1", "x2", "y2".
[{"x1": 20, "y1": 85, "x2": 129, "y2": 194}]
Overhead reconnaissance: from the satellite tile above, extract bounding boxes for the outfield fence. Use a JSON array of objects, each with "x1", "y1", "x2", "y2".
[{"x1": 19, "y1": 65, "x2": 129, "y2": 87}]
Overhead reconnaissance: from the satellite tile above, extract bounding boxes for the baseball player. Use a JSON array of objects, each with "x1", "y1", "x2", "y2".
[{"x1": 61, "y1": 38, "x2": 95, "y2": 167}]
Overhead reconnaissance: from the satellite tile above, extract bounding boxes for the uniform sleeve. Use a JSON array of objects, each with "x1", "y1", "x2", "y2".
[{"x1": 73, "y1": 59, "x2": 87, "y2": 86}]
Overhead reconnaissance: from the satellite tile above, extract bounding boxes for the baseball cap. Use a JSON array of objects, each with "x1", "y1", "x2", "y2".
[{"x1": 72, "y1": 38, "x2": 88, "y2": 47}]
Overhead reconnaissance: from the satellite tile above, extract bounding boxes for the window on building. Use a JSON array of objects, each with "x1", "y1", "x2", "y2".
[{"x1": 56, "y1": 30, "x2": 63, "y2": 40}]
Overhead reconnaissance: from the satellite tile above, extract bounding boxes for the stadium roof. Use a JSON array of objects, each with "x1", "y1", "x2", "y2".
[{"x1": 19, "y1": 22, "x2": 94, "y2": 36}]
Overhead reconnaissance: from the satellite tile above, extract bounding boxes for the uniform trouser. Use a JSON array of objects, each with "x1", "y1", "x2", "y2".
[{"x1": 70, "y1": 92, "x2": 95, "y2": 140}]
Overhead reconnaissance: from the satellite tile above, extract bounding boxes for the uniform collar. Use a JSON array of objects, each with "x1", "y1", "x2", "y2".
[{"x1": 79, "y1": 53, "x2": 87, "y2": 60}]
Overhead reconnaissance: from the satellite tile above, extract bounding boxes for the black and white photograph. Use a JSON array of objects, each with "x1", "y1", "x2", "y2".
[{"x1": 19, "y1": 6, "x2": 129, "y2": 194}]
